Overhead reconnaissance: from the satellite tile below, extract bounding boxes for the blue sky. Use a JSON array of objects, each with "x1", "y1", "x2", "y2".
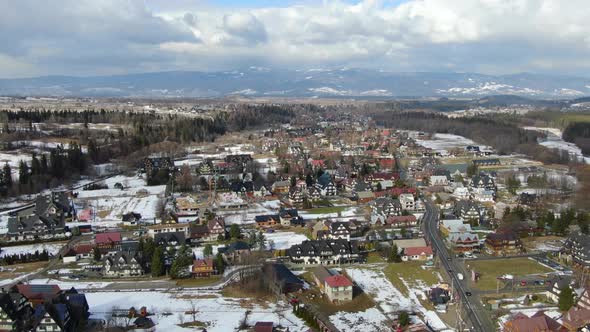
[{"x1": 0, "y1": 0, "x2": 589, "y2": 78}]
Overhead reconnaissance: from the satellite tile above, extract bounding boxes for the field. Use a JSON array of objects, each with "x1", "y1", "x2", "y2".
[
  {"x1": 468, "y1": 258, "x2": 553, "y2": 290},
  {"x1": 176, "y1": 276, "x2": 222, "y2": 287},
  {"x1": 0, "y1": 261, "x2": 48, "y2": 286},
  {"x1": 383, "y1": 262, "x2": 441, "y2": 297}
]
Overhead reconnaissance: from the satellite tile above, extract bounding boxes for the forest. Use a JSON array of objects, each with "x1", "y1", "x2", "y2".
[{"x1": 369, "y1": 111, "x2": 575, "y2": 165}]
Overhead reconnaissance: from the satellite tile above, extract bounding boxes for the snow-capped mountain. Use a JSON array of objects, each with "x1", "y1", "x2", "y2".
[{"x1": 0, "y1": 69, "x2": 589, "y2": 98}]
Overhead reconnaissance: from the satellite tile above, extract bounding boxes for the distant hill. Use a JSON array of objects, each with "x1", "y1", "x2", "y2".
[{"x1": 0, "y1": 69, "x2": 589, "y2": 99}]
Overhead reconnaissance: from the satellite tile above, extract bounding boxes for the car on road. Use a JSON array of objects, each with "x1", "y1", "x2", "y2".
[
  {"x1": 447, "y1": 257, "x2": 452, "y2": 261},
  {"x1": 465, "y1": 291, "x2": 472, "y2": 296}
]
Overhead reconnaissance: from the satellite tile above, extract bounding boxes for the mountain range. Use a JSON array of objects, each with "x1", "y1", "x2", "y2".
[{"x1": 1, "y1": 68, "x2": 589, "y2": 99}]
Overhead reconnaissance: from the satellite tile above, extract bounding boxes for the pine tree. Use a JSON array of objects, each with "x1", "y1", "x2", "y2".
[
  {"x1": 558, "y1": 285, "x2": 575, "y2": 311},
  {"x1": 18, "y1": 160, "x2": 29, "y2": 185},
  {"x1": 151, "y1": 246, "x2": 165, "y2": 277},
  {"x1": 229, "y1": 224, "x2": 241, "y2": 239},
  {"x1": 93, "y1": 247, "x2": 101, "y2": 261},
  {"x1": 3, "y1": 163, "x2": 11, "y2": 188},
  {"x1": 214, "y1": 253, "x2": 225, "y2": 274},
  {"x1": 203, "y1": 244, "x2": 213, "y2": 257},
  {"x1": 388, "y1": 244, "x2": 402, "y2": 263}
]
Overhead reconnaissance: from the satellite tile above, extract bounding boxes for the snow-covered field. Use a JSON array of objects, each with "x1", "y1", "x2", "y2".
[
  {"x1": 339, "y1": 267, "x2": 448, "y2": 331},
  {"x1": 414, "y1": 132, "x2": 493, "y2": 156},
  {"x1": 29, "y1": 278, "x2": 113, "y2": 290},
  {"x1": 215, "y1": 203, "x2": 276, "y2": 225},
  {"x1": 264, "y1": 232, "x2": 308, "y2": 250},
  {"x1": 298, "y1": 207, "x2": 358, "y2": 220},
  {"x1": 73, "y1": 175, "x2": 165, "y2": 226},
  {"x1": 85, "y1": 290, "x2": 307, "y2": 332},
  {"x1": 523, "y1": 126, "x2": 590, "y2": 164},
  {"x1": 0, "y1": 242, "x2": 65, "y2": 257}
]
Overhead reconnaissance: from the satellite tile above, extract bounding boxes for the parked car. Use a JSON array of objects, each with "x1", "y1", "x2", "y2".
[{"x1": 520, "y1": 280, "x2": 527, "y2": 286}]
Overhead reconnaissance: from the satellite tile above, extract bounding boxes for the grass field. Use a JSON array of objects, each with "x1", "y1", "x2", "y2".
[
  {"x1": 176, "y1": 276, "x2": 222, "y2": 287},
  {"x1": 383, "y1": 262, "x2": 440, "y2": 296},
  {"x1": 468, "y1": 258, "x2": 553, "y2": 291}
]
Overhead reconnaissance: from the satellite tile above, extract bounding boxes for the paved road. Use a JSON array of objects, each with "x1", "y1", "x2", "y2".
[{"x1": 423, "y1": 201, "x2": 495, "y2": 332}]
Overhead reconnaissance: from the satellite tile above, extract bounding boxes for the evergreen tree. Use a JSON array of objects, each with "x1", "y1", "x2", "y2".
[
  {"x1": 229, "y1": 224, "x2": 241, "y2": 239},
  {"x1": 388, "y1": 244, "x2": 402, "y2": 263},
  {"x1": 399, "y1": 311, "x2": 410, "y2": 326},
  {"x1": 93, "y1": 247, "x2": 101, "y2": 261},
  {"x1": 2, "y1": 163, "x2": 11, "y2": 188},
  {"x1": 31, "y1": 153, "x2": 41, "y2": 176},
  {"x1": 203, "y1": 244, "x2": 213, "y2": 257},
  {"x1": 170, "y1": 245, "x2": 193, "y2": 279},
  {"x1": 40, "y1": 154, "x2": 48, "y2": 174},
  {"x1": 18, "y1": 160, "x2": 29, "y2": 185},
  {"x1": 558, "y1": 285, "x2": 575, "y2": 311},
  {"x1": 151, "y1": 246, "x2": 165, "y2": 277},
  {"x1": 214, "y1": 253, "x2": 225, "y2": 274}
]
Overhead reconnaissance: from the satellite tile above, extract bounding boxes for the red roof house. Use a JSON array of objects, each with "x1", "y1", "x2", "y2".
[
  {"x1": 402, "y1": 246, "x2": 434, "y2": 261},
  {"x1": 95, "y1": 232, "x2": 122, "y2": 248}
]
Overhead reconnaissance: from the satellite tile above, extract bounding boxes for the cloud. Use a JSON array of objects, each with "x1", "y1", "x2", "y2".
[{"x1": 2, "y1": 0, "x2": 590, "y2": 77}]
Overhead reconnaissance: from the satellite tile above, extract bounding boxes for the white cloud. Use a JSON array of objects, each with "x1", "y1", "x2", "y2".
[{"x1": 2, "y1": 0, "x2": 590, "y2": 77}]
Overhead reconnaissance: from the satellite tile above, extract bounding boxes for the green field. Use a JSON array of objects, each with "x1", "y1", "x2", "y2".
[
  {"x1": 383, "y1": 262, "x2": 440, "y2": 296},
  {"x1": 468, "y1": 258, "x2": 553, "y2": 291}
]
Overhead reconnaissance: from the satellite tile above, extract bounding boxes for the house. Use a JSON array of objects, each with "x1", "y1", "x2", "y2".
[
  {"x1": 122, "y1": 212, "x2": 142, "y2": 226},
  {"x1": 271, "y1": 181, "x2": 291, "y2": 194},
  {"x1": 143, "y1": 156, "x2": 174, "y2": 175},
  {"x1": 253, "y1": 322, "x2": 274, "y2": 332},
  {"x1": 62, "y1": 244, "x2": 93, "y2": 263},
  {"x1": 0, "y1": 292, "x2": 29, "y2": 332},
  {"x1": 448, "y1": 233, "x2": 480, "y2": 252},
  {"x1": 578, "y1": 286, "x2": 590, "y2": 310},
  {"x1": 325, "y1": 275, "x2": 354, "y2": 303},
  {"x1": 561, "y1": 231, "x2": 590, "y2": 268},
  {"x1": 221, "y1": 241, "x2": 251, "y2": 263},
  {"x1": 562, "y1": 307, "x2": 590, "y2": 331},
  {"x1": 6, "y1": 214, "x2": 67, "y2": 243},
  {"x1": 287, "y1": 239, "x2": 360, "y2": 265},
  {"x1": 289, "y1": 187, "x2": 305, "y2": 205},
  {"x1": 14, "y1": 285, "x2": 61, "y2": 306},
  {"x1": 174, "y1": 196, "x2": 204, "y2": 217},
  {"x1": 384, "y1": 215, "x2": 418, "y2": 228},
  {"x1": 470, "y1": 174, "x2": 496, "y2": 191},
  {"x1": 402, "y1": 246, "x2": 434, "y2": 261},
  {"x1": 503, "y1": 311, "x2": 566, "y2": 332},
  {"x1": 453, "y1": 200, "x2": 487, "y2": 225},
  {"x1": 439, "y1": 219, "x2": 471, "y2": 237},
  {"x1": 370, "y1": 197, "x2": 402, "y2": 224},
  {"x1": 307, "y1": 186, "x2": 322, "y2": 201},
  {"x1": 255, "y1": 215, "x2": 280, "y2": 229},
  {"x1": 321, "y1": 181, "x2": 337, "y2": 197},
  {"x1": 279, "y1": 208, "x2": 303, "y2": 226},
  {"x1": 398, "y1": 193, "x2": 415, "y2": 210},
  {"x1": 154, "y1": 232, "x2": 186, "y2": 248},
  {"x1": 472, "y1": 188, "x2": 495, "y2": 202},
  {"x1": 429, "y1": 287, "x2": 451, "y2": 306},
  {"x1": 356, "y1": 191, "x2": 375, "y2": 204},
  {"x1": 430, "y1": 175, "x2": 449, "y2": 186},
  {"x1": 31, "y1": 303, "x2": 70, "y2": 332},
  {"x1": 35, "y1": 191, "x2": 75, "y2": 221},
  {"x1": 147, "y1": 223, "x2": 191, "y2": 239},
  {"x1": 312, "y1": 265, "x2": 333, "y2": 291},
  {"x1": 453, "y1": 187, "x2": 470, "y2": 199},
  {"x1": 263, "y1": 263, "x2": 304, "y2": 295},
  {"x1": 327, "y1": 222, "x2": 351, "y2": 241},
  {"x1": 102, "y1": 252, "x2": 144, "y2": 277},
  {"x1": 208, "y1": 217, "x2": 226, "y2": 240},
  {"x1": 190, "y1": 224, "x2": 210, "y2": 242},
  {"x1": 485, "y1": 231, "x2": 522, "y2": 256},
  {"x1": 192, "y1": 259, "x2": 215, "y2": 277},
  {"x1": 473, "y1": 159, "x2": 500, "y2": 167},
  {"x1": 95, "y1": 232, "x2": 122, "y2": 249}
]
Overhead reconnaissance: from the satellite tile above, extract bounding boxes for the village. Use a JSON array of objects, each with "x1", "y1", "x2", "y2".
[{"x1": 0, "y1": 109, "x2": 588, "y2": 332}]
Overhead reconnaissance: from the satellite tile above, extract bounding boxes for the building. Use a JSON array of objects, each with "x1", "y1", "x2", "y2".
[
  {"x1": 6, "y1": 214, "x2": 67, "y2": 243},
  {"x1": 561, "y1": 231, "x2": 590, "y2": 268},
  {"x1": 472, "y1": 159, "x2": 500, "y2": 167},
  {"x1": 95, "y1": 232, "x2": 122, "y2": 249},
  {"x1": 143, "y1": 156, "x2": 174, "y2": 175},
  {"x1": 503, "y1": 311, "x2": 566, "y2": 332},
  {"x1": 286, "y1": 240, "x2": 360, "y2": 265},
  {"x1": 147, "y1": 223, "x2": 191, "y2": 239},
  {"x1": 398, "y1": 193, "x2": 415, "y2": 210},
  {"x1": 453, "y1": 200, "x2": 487, "y2": 225},
  {"x1": 192, "y1": 259, "x2": 215, "y2": 277},
  {"x1": 154, "y1": 232, "x2": 186, "y2": 248},
  {"x1": 255, "y1": 215, "x2": 280, "y2": 229},
  {"x1": 485, "y1": 231, "x2": 522, "y2": 256},
  {"x1": 324, "y1": 275, "x2": 354, "y2": 303},
  {"x1": 279, "y1": 208, "x2": 303, "y2": 226},
  {"x1": 31, "y1": 303, "x2": 70, "y2": 332},
  {"x1": 207, "y1": 217, "x2": 226, "y2": 240},
  {"x1": 402, "y1": 246, "x2": 434, "y2": 261},
  {"x1": 263, "y1": 263, "x2": 304, "y2": 295},
  {"x1": 470, "y1": 174, "x2": 496, "y2": 191},
  {"x1": 102, "y1": 252, "x2": 144, "y2": 277},
  {"x1": 430, "y1": 175, "x2": 449, "y2": 186},
  {"x1": 448, "y1": 233, "x2": 480, "y2": 252}
]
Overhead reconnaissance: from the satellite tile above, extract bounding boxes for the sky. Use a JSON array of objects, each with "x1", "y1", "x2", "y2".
[{"x1": 1, "y1": 0, "x2": 589, "y2": 78}]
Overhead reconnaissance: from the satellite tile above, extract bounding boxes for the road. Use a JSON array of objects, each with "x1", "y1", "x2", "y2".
[{"x1": 423, "y1": 201, "x2": 495, "y2": 332}]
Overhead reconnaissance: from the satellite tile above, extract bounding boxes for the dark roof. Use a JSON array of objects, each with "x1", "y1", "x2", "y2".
[
  {"x1": 154, "y1": 232, "x2": 186, "y2": 246},
  {"x1": 268, "y1": 263, "x2": 303, "y2": 286}
]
